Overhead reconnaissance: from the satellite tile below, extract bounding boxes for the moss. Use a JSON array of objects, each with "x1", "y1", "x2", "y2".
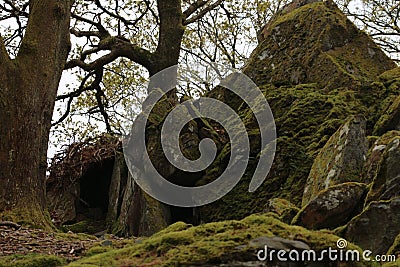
[
  {"x1": 382, "y1": 260, "x2": 400, "y2": 267},
  {"x1": 67, "y1": 214, "x2": 370, "y2": 266},
  {"x1": 373, "y1": 95, "x2": 400, "y2": 135},
  {"x1": 0, "y1": 254, "x2": 65, "y2": 267},
  {"x1": 198, "y1": 81, "x2": 371, "y2": 221},
  {"x1": 387, "y1": 233, "x2": 400, "y2": 257},
  {"x1": 379, "y1": 67, "x2": 400, "y2": 83},
  {"x1": 263, "y1": 198, "x2": 300, "y2": 224},
  {"x1": 85, "y1": 246, "x2": 114, "y2": 257},
  {"x1": 62, "y1": 221, "x2": 90, "y2": 233},
  {"x1": 0, "y1": 206, "x2": 55, "y2": 231}
]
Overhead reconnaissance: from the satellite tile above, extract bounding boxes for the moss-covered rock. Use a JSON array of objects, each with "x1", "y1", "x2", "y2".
[
  {"x1": 196, "y1": 0, "x2": 396, "y2": 223},
  {"x1": 246, "y1": 1, "x2": 395, "y2": 89},
  {"x1": 263, "y1": 198, "x2": 300, "y2": 224},
  {"x1": 293, "y1": 182, "x2": 367, "y2": 230},
  {"x1": 362, "y1": 131, "x2": 400, "y2": 188},
  {"x1": 302, "y1": 115, "x2": 368, "y2": 206},
  {"x1": 365, "y1": 134, "x2": 400, "y2": 204},
  {"x1": 344, "y1": 197, "x2": 400, "y2": 255},
  {"x1": 66, "y1": 214, "x2": 370, "y2": 267},
  {"x1": 387, "y1": 233, "x2": 400, "y2": 260}
]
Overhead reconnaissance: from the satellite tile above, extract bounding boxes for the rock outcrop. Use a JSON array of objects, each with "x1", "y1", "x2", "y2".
[
  {"x1": 47, "y1": 4, "x2": 400, "y2": 265},
  {"x1": 197, "y1": 0, "x2": 395, "y2": 223},
  {"x1": 302, "y1": 115, "x2": 368, "y2": 206}
]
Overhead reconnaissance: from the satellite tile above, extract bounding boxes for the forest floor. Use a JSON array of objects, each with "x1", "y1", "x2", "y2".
[{"x1": 0, "y1": 225, "x2": 127, "y2": 262}]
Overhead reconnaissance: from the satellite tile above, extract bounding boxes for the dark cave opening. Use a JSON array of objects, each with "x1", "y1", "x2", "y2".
[{"x1": 76, "y1": 158, "x2": 114, "y2": 221}]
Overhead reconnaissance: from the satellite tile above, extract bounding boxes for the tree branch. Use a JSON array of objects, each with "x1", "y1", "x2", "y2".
[
  {"x1": 183, "y1": 0, "x2": 208, "y2": 19},
  {"x1": 65, "y1": 37, "x2": 154, "y2": 71},
  {"x1": 183, "y1": 0, "x2": 223, "y2": 25},
  {"x1": 71, "y1": 13, "x2": 109, "y2": 38},
  {"x1": 3, "y1": 0, "x2": 29, "y2": 17}
]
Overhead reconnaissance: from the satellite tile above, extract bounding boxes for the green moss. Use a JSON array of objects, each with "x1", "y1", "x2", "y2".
[
  {"x1": 382, "y1": 259, "x2": 400, "y2": 267},
  {"x1": 0, "y1": 254, "x2": 65, "y2": 267},
  {"x1": 263, "y1": 198, "x2": 300, "y2": 224},
  {"x1": 373, "y1": 95, "x2": 400, "y2": 135},
  {"x1": 0, "y1": 206, "x2": 55, "y2": 231},
  {"x1": 67, "y1": 214, "x2": 370, "y2": 266},
  {"x1": 62, "y1": 221, "x2": 89, "y2": 233},
  {"x1": 85, "y1": 246, "x2": 114, "y2": 257},
  {"x1": 379, "y1": 67, "x2": 400, "y2": 83},
  {"x1": 387, "y1": 233, "x2": 400, "y2": 257}
]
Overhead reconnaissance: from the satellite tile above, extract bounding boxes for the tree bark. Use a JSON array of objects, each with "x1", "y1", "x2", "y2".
[{"x1": 0, "y1": 0, "x2": 72, "y2": 229}]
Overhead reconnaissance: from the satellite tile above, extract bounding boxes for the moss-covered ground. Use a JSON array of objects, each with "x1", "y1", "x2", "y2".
[{"x1": 66, "y1": 214, "x2": 370, "y2": 267}]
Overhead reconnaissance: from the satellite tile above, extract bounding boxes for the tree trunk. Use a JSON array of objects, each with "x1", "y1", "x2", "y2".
[{"x1": 0, "y1": 0, "x2": 72, "y2": 229}]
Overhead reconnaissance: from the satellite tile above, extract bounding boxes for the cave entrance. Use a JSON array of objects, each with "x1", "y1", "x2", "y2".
[{"x1": 76, "y1": 158, "x2": 114, "y2": 222}]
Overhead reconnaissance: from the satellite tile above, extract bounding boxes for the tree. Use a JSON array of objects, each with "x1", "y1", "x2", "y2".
[
  {"x1": 0, "y1": 0, "x2": 73, "y2": 228},
  {"x1": 338, "y1": 0, "x2": 400, "y2": 62},
  {"x1": 50, "y1": 0, "x2": 287, "y2": 145},
  {"x1": 0, "y1": 0, "x2": 225, "y2": 228},
  {"x1": 50, "y1": 0, "x2": 399, "y2": 147}
]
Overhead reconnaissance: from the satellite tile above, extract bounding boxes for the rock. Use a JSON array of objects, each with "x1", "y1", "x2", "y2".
[
  {"x1": 361, "y1": 131, "x2": 400, "y2": 187},
  {"x1": 47, "y1": 175, "x2": 78, "y2": 225},
  {"x1": 246, "y1": 1, "x2": 395, "y2": 89},
  {"x1": 249, "y1": 236, "x2": 310, "y2": 251},
  {"x1": 293, "y1": 182, "x2": 367, "y2": 230},
  {"x1": 344, "y1": 197, "x2": 400, "y2": 255},
  {"x1": 365, "y1": 133, "x2": 400, "y2": 204},
  {"x1": 263, "y1": 198, "x2": 300, "y2": 224},
  {"x1": 373, "y1": 95, "x2": 400, "y2": 136},
  {"x1": 373, "y1": 67, "x2": 400, "y2": 136},
  {"x1": 108, "y1": 166, "x2": 171, "y2": 237},
  {"x1": 72, "y1": 213, "x2": 372, "y2": 267},
  {"x1": 302, "y1": 115, "x2": 368, "y2": 206},
  {"x1": 197, "y1": 0, "x2": 396, "y2": 223}
]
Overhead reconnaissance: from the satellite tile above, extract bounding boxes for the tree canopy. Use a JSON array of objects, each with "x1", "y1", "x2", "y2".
[{"x1": 0, "y1": 0, "x2": 399, "y2": 154}]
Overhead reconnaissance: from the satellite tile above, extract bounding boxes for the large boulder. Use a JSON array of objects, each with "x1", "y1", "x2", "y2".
[
  {"x1": 344, "y1": 197, "x2": 400, "y2": 255},
  {"x1": 302, "y1": 115, "x2": 368, "y2": 206},
  {"x1": 365, "y1": 133, "x2": 400, "y2": 204},
  {"x1": 293, "y1": 182, "x2": 367, "y2": 230},
  {"x1": 248, "y1": 1, "x2": 395, "y2": 90},
  {"x1": 361, "y1": 131, "x2": 400, "y2": 187}
]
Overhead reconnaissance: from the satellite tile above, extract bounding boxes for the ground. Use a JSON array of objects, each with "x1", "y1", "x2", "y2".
[{"x1": 0, "y1": 225, "x2": 127, "y2": 267}]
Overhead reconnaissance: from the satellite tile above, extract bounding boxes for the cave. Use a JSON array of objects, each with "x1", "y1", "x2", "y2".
[{"x1": 75, "y1": 158, "x2": 114, "y2": 222}]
